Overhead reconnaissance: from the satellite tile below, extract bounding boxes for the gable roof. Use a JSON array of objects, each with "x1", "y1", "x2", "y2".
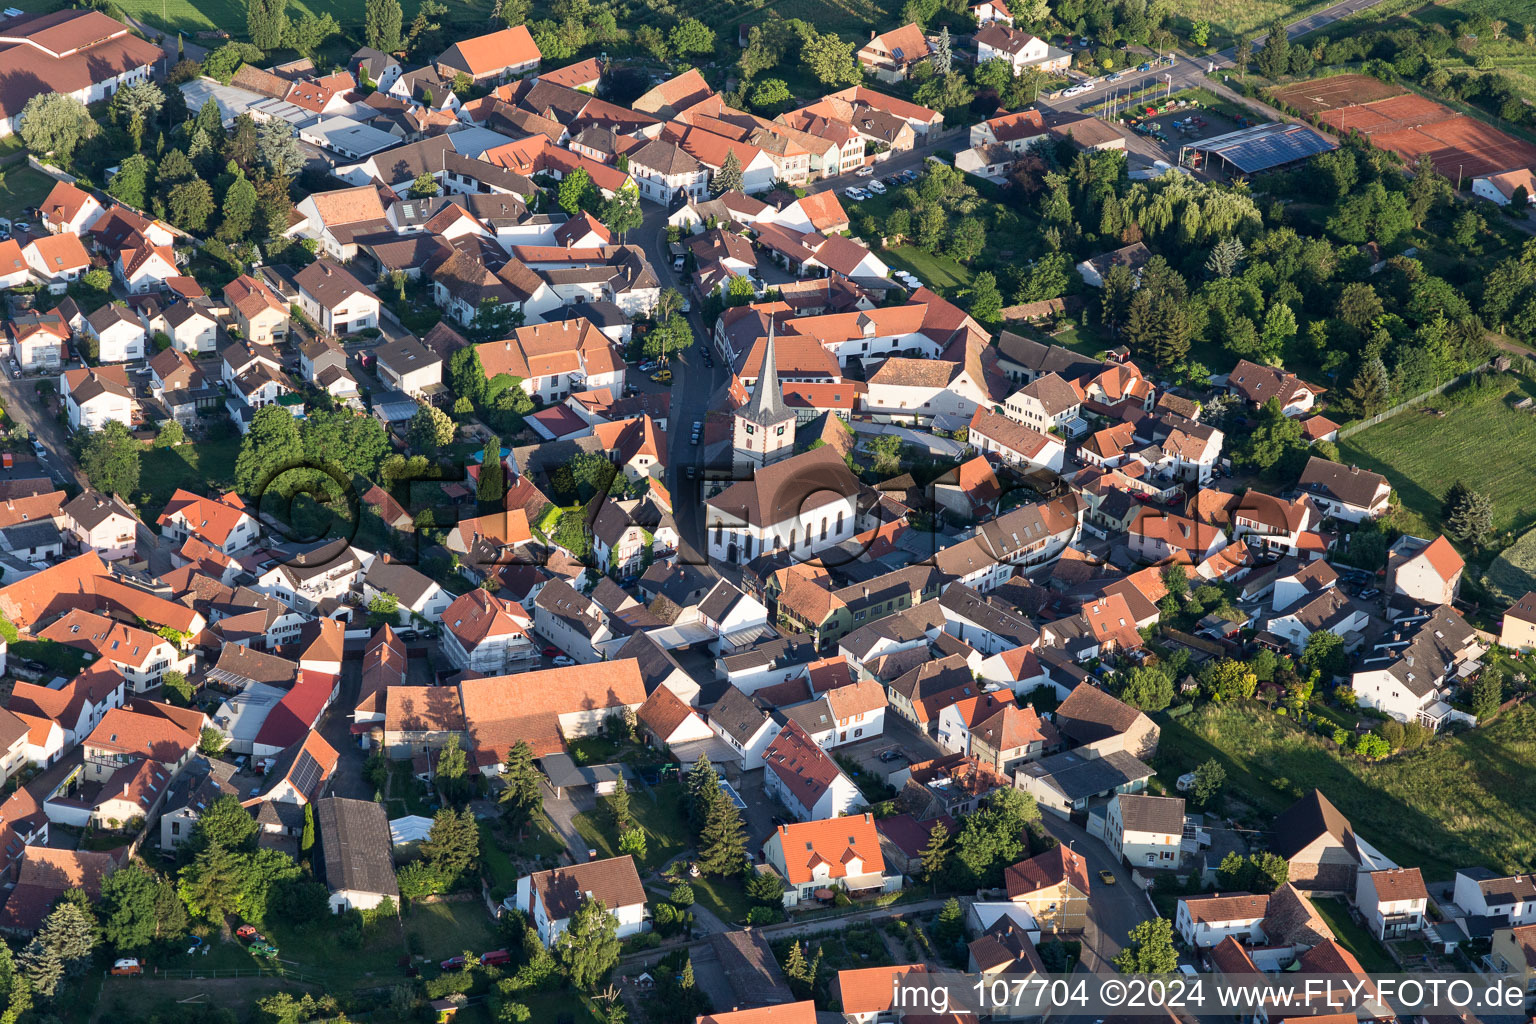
[
  {"x1": 769, "y1": 812, "x2": 884, "y2": 884},
  {"x1": 1005, "y1": 843, "x2": 1091, "y2": 898},
  {"x1": 763, "y1": 719, "x2": 846, "y2": 807},
  {"x1": 316, "y1": 796, "x2": 399, "y2": 898},
  {"x1": 1270, "y1": 789, "x2": 1357, "y2": 862},
  {"x1": 437, "y1": 25, "x2": 540, "y2": 76},
  {"x1": 528, "y1": 854, "x2": 645, "y2": 919}
]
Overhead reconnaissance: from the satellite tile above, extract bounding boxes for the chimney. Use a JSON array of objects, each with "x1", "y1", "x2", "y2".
[{"x1": 869, "y1": 29, "x2": 876, "y2": 39}]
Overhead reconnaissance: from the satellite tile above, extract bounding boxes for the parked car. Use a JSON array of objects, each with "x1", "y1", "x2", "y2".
[
  {"x1": 552, "y1": 655, "x2": 576, "y2": 667},
  {"x1": 440, "y1": 955, "x2": 468, "y2": 971},
  {"x1": 111, "y1": 959, "x2": 143, "y2": 976},
  {"x1": 542, "y1": 646, "x2": 560, "y2": 657},
  {"x1": 480, "y1": 950, "x2": 512, "y2": 967},
  {"x1": 855, "y1": 165, "x2": 874, "y2": 177},
  {"x1": 1360, "y1": 588, "x2": 1379, "y2": 599},
  {"x1": 1099, "y1": 870, "x2": 1117, "y2": 885},
  {"x1": 843, "y1": 188, "x2": 867, "y2": 201},
  {"x1": 671, "y1": 255, "x2": 685, "y2": 272},
  {"x1": 867, "y1": 180, "x2": 887, "y2": 195}
]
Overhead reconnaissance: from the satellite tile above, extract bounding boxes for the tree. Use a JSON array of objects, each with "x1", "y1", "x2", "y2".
[
  {"x1": 191, "y1": 794, "x2": 258, "y2": 852},
  {"x1": 1405, "y1": 154, "x2": 1451, "y2": 226},
  {"x1": 166, "y1": 176, "x2": 215, "y2": 232},
  {"x1": 449, "y1": 346, "x2": 487, "y2": 406},
  {"x1": 1113, "y1": 917, "x2": 1178, "y2": 974},
  {"x1": 749, "y1": 78, "x2": 791, "y2": 112},
  {"x1": 867, "y1": 433, "x2": 905, "y2": 476},
  {"x1": 1446, "y1": 488, "x2": 1493, "y2": 547},
  {"x1": 713, "y1": 151, "x2": 744, "y2": 195},
  {"x1": 410, "y1": 403, "x2": 455, "y2": 451},
  {"x1": 236, "y1": 405, "x2": 304, "y2": 495},
  {"x1": 1234, "y1": 34, "x2": 1252, "y2": 79},
  {"x1": 114, "y1": 80, "x2": 165, "y2": 152},
  {"x1": 1162, "y1": 564, "x2": 1189, "y2": 600},
  {"x1": 18, "y1": 93, "x2": 97, "y2": 163},
  {"x1": 19, "y1": 901, "x2": 95, "y2": 997},
  {"x1": 1191, "y1": 19, "x2": 1210, "y2": 46},
  {"x1": 556, "y1": 896, "x2": 621, "y2": 990},
  {"x1": 1302, "y1": 630, "x2": 1348, "y2": 679},
  {"x1": 220, "y1": 171, "x2": 258, "y2": 242},
  {"x1": 0, "y1": 940, "x2": 28, "y2": 1024},
  {"x1": 406, "y1": 171, "x2": 441, "y2": 199},
  {"x1": 1354, "y1": 732, "x2": 1390, "y2": 760},
  {"x1": 477, "y1": 438, "x2": 505, "y2": 505},
  {"x1": 302, "y1": 408, "x2": 391, "y2": 478},
  {"x1": 686, "y1": 753, "x2": 721, "y2": 824},
  {"x1": 607, "y1": 783, "x2": 632, "y2": 832},
  {"x1": 421, "y1": 806, "x2": 479, "y2": 882},
  {"x1": 953, "y1": 789, "x2": 1038, "y2": 885},
  {"x1": 1205, "y1": 237, "x2": 1245, "y2": 279},
  {"x1": 101, "y1": 863, "x2": 188, "y2": 954},
  {"x1": 1344, "y1": 355, "x2": 1392, "y2": 417},
  {"x1": 697, "y1": 789, "x2": 747, "y2": 876},
  {"x1": 746, "y1": 869, "x2": 784, "y2": 906},
  {"x1": 1256, "y1": 19, "x2": 1291, "y2": 79},
  {"x1": 80, "y1": 421, "x2": 141, "y2": 498},
  {"x1": 161, "y1": 669, "x2": 193, "y2": 705},
  {"x1": 499, "y1": 741, "x2": 544, "y2": 831},
  {"x1": 964, "y1": 271, "x2": 1003, "y2": 322},
  {"x1": 301, "y1": 803, "x2": 315, "y2": 854},
  {"x1": 948, "y1": 217, "x2": 987, "y2": 263},
  {"x1": 436, "y1": 734, "x2": 469, "y2": 801},
  {"x1": 557, "y1": 168, "x2": 593, "y2": 214},
  {"x1": 155, "y1": 418, "x2": 185, "y2": 449},
  {"x1": 936, "y1": 897, "x2": 963, "y2": 949},
  {"x1": 1473, "y1": 670, "x2": 1503, "y2": 721},
  {"x1": 617, "y1": 827, "x2": 646, "y2": 860},
  {"x1": 1192, "y1": 759, "x2": 1226, "y2": 807},
  {"x1": 802, "y1": 30, "x2": 861, "y2": 86},
  {"x1": 258, "y1": 118, "x2": 303, "y2": 177},
  {"x1": 598, "y1": 187, "x2": 642, "y2": 240},
  {"x1": 1203, "y1": 659, "x2": 1258, "y2": 702},
  {"x1": 494, "y1": 0, "x2": 531, "y2": 26},
  {"x1": 1119, "y1": 665, "x2": 1173, "y2": 712},
  {"x1": 670, "y1": 18, "x2": 715, "y2": 57},
  {"x1": 247, "y1": 0, "x2": 289, "y2": 51},
  {"x1": 919, "y1": 820, "x2": 950, "y2": 884},
  {"x1": 635, "y1": 24, "x2": 668, "y2": 61},
  {"x1": 932, "y1": 26, "x2": 952, "y2": 74},
  {"x1": 782, "y1": 943, "x2": 813, "y2": 998},
  {"x1": 366, "y1": 0, "x2": 403, "y2": 52},
  {"x1": 107, "y1": 153, "x2": 152, "y2": 210},
  {"x1": 284, "y1": 11, "x2": 338, "y2": 56},
  {"x1": 199, "y1": 726, "x2": 228, "y2": 757}
]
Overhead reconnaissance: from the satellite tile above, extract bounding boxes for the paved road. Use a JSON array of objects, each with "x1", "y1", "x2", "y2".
[
  {"x1": 0, "y1": 376, "x2": 84, "y2": 489},
  {"x1": 1036, "y1": 813, "x2": 1156, "y2": 974}
]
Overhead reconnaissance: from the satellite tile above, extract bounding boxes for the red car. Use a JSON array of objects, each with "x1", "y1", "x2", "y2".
[
  {"x1": 542, "y1": 646, "x2": 560, "y2": 657},
  {"x1": 440, "y1": 955, "x2": 467, "y2": 971},
  {"x1": 479, "y1": 950, "x2": 512, "y2": 967}
]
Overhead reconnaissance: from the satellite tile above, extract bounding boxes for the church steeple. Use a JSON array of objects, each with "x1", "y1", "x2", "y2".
[
  {"x1": 738, "y1": 321, "x2": 792, "y2": 427},
  {"x1": 732, "y1": 318, "x2": 796, "y2": 470}
]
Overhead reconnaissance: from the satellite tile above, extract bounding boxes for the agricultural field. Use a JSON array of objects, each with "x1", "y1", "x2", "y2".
[
  {"x1": 1269, "y1": 73, "x2": 1409, "y2": 116},
  {"x1": 1161, "y1": 0, "x2": 1332, "y2": 46},
  {"x1": 1156, "y1": 702, "x2": 1536, "y2": 880},
  {"x1": 1338, "y1": 370, "x2": 1536, "y2": 541}
]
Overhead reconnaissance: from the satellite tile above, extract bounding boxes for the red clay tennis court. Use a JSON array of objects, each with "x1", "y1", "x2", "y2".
[
  {"x1": 1314, "y1": 91, "x2": 1536, "y2": 179},
  {"x1": 1269, "y1": 74, "x2": 1408, "y2": 116}
]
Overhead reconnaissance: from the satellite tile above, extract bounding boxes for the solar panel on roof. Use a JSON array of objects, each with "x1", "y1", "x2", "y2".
[{"x1": 289, "y1": 750, "x2": 322, "y2": 796}]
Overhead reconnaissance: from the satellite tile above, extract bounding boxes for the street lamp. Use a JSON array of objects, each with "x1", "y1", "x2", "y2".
[{"x1": 1165, "y1": 73, "x2": 1172, "y2": 99}]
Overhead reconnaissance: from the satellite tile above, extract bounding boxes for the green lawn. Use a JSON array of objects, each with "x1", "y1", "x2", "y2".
[
  {"x1": 882, "y1": 245, "x2": 974, "y2": 293},
  {"x1": 403, "y1": 900, "x2": 498, "y2": 957},
  {"x1": 1339, "y1": 370, "x2": 1536, "y2": 541},
  {"x1": 0, "y1": 165, "x2": 55, "y2": 224},
  {"x1": 481, "y1": 816, "x2": 565, "y2": 894},
  {"x1": 571, "y1": 782, "x2": 689, "y2": 873},
  {"x1": 138, "y1": 435, "x2": 243, "y2": 524},
  {"x1": 1312, "y1": 898, "x2": 1394, "y2": 972},
  {"x1": 1156, "y1": 702, "x2": 1536, "y2": 880},
  {"x1": 690, "y1": 872, "x2": 752, "y2": 925}
]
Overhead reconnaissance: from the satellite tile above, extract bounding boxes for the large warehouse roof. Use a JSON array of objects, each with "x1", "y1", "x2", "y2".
[{"x1": 1185, "y1": 122, "x2": 1337, "y2": 174}]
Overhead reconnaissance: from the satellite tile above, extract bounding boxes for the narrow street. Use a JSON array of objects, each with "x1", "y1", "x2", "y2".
[{"x1": 0, "y1": 376, "x2": 85, "y2": 489}]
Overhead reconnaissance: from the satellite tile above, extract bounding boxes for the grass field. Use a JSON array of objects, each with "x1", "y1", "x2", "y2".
[
  {"x1": 0, "y1": 165, "x2": 54, "y2": 225},
  {"x1": 1156, "y1": 702, "x2": 1536, "y2": 880},
  {"x1": 1338, "y1": 370, "x2": 1536, "y2": 540},
  {"x1": 882, "y1": 245, "x2": 975, "y2": 293},
  {"x1": 1311, "y1": 898, "x2": 1394, "y2": 972},
  {"x1": 403, "y1": 900, "x2": 498, "y2": 957},
  {"x1": 138, "y1": 434, "x2": 243, "y2": 523},
  {"x1": 572, "y1": 781, "x2": 689, "y2": 873},
  {"x1": 1486, "y1": 527, "x2": 1536, "y2": 604}
]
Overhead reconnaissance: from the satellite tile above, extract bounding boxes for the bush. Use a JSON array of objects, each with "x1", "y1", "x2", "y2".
[{"x1": 746, "y1": 905, "x2": 783, "y2": 925}]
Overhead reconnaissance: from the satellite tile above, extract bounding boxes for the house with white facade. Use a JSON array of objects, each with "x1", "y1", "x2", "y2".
[
  {"x1": 515, "y1": 855, "x2": 647, "y2": 947},
  {"x1": 1355, "y1": 867, "x2": 1428, "y2": 940},
  {"x1": 762, "y1": 814, "x2": 900, "y2": 906},
  {"x1": 705, "y1": 445, "x2": 861, "y2": 567},
  {"x1": 439, "y1": 589, "x2": 537, "y2": 674},
  {"x1": 294, "y1": 260, "x2": 379, "y2": 336},
  {"x1": 1104, "y1": 793, "x2": 1185, "y2": 868},
  {"x1": 61, "y1": 366, "x2": 135, "y2": 432},
  {"x1": 762, "y1": 720, "x2": 866, "y2": 821},
  {"x1": 1175, "y1": 892, "x2": 1270, "y2": 948},
  {"x1": 84, "y1": 305, "x2": 147, "y2": 364}
]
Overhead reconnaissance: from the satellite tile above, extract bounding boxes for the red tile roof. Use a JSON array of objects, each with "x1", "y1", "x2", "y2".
[{"x1": 769, "y1": 813, "x2": 884, "y2": 885}]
